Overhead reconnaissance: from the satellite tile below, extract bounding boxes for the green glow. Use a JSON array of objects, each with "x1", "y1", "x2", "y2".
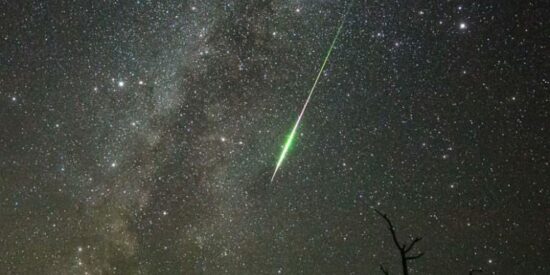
[{"x1": 276, "y1": 128, "x2": 298, "y2": 169}]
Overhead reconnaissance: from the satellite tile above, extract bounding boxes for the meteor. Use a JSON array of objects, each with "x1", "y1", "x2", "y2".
[{"x1": 270, "y1": 5, "x2": 350, "y2": 182}]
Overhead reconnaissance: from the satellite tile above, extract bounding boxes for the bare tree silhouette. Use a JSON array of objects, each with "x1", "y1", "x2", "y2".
[{"x1": 375, "y1": 209, "x2": 424, "y2": 275}]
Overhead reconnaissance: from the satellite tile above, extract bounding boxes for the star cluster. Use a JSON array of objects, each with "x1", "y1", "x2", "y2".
[{"x1": 0, "y1": 0, "x2": 548, "y2": 274}]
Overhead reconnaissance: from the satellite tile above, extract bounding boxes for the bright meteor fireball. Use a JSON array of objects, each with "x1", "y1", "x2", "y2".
[{"x1": 270, "y1": 5, "x2": 350, "y2": 182}]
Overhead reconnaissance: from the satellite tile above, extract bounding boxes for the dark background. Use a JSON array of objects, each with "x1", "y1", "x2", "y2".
[{"x1": 0, "y1": 0, "x2": 548, "y2": 274}]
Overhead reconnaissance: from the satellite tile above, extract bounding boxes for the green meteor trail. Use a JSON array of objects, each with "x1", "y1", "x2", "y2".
[{"x1": 270, "y1": 6, "x2": 350, "y2": 182}]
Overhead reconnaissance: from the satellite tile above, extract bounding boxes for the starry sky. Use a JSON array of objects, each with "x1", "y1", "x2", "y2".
[{"x1": 0, "y1": 0, "x2": 548, "y2": 274}]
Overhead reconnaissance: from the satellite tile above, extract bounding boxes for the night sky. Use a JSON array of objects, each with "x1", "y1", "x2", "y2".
[{"x1": 1, "y1": 1, "x2": 548, "y2": 274}]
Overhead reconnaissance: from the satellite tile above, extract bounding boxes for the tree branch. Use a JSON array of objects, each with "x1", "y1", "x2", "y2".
[
  {"x1": 405, "y1": 252, "x2": 425, "y2": 260},
  {"x1": 404, "y1": 237, "x2": 422, "y2": 253},
  {"x1": 375, "y1": 209, "x2": 402, "y2": 252},
  {"x1": 379, "y1": 264, "x2": 389, "y2": 275},
  {"x1": 469, "y1": 268, "x2": 483, "y2": 275}
]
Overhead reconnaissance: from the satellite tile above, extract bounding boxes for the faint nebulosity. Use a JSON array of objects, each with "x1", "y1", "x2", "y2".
[{"x1": 0, "y1": 1, "x2": 548, "y2": 274}]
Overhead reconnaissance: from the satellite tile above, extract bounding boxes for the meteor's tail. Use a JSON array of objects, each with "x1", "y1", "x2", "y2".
[{"x1": 270, "y1": 3, "x2": 351, "y2": 182}]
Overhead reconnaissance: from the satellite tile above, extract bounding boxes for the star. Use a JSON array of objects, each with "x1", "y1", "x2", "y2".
[{"x1": 1, "y1": 1, "x2": 545, "y2": 274}]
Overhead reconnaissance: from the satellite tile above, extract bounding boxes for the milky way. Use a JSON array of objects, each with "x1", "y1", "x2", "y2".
[{"x1": 0, "y1": 1, "x2": 548, "y2": 274}]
